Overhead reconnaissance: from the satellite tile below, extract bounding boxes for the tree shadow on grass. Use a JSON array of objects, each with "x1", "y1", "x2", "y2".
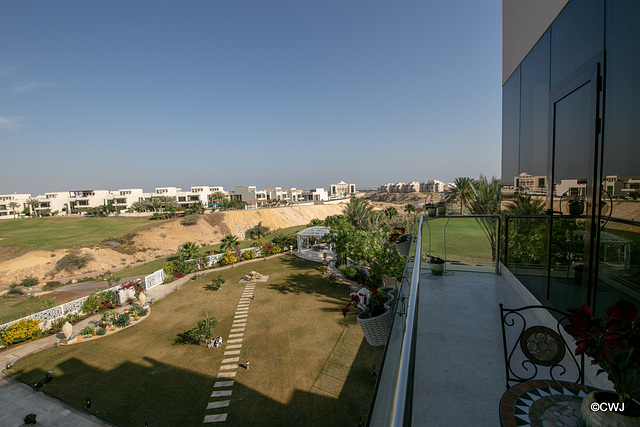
[{"x1": 173, "y1": 330, "x2": 199, "y2": 345}]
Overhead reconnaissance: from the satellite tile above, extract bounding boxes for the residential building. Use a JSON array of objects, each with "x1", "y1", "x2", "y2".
[
  {"x1": 329, "y1": 181, "x2": 355, "y2": 197},
  {"x1": 110, "y1": 189, "x2": 145, "y2": 211},
  {"x1": 0, "y1": 193, "x2": 30, "y2": 218},
  {"x1": 402, "y1": 182, "x2": 420, "y2": 193},
  {"x1": 514, "y1": 172, "x2": 547, "y2": 194},
  {"x1": 35, "y1": 192, "x2": 72, "y2": 216},
  {"x1": 604, "y1": 175, "x2": 640, "y2": 198},
  {"x1": 231, "y1": 186, "x2": 267, "y2": 203},
  {"x1": 419, "y1": 180, "x2": 445, "y2": 193},
  {"x1": 152, "y1": 187, "x2": 180, "y2": 200},
  {"x1": 302, "y1": 187, "x2": 329, "y2": 202},
  {"x1": 68, "y1": 190, "x2": 111, "y2": 213}
]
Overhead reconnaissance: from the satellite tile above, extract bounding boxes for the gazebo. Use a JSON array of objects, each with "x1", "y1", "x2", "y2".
[{"x1": 296, "y1": 226, "x2": 333, "y2": 251}]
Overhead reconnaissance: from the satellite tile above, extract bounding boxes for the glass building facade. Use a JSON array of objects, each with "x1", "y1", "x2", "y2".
[{"x1": 502, "y1": 0, "x2": 640, "y2": 315}]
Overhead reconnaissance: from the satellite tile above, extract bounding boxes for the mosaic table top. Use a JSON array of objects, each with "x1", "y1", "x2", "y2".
[{"x1": 499, "y1": 379, "x2": 597, "y2": 427}]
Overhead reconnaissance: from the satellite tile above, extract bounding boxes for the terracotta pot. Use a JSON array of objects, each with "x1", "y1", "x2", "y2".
[{"x1": 581, "y1": 391, "x2": 640, "y2": 427}]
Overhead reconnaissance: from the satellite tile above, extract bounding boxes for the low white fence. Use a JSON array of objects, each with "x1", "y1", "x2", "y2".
[
  {"x1": 0, "y1": 284, "x2": 122, "y2": 332},
  {"x1": 144, "y1": 269, "x2": 165, "y2": 291}
]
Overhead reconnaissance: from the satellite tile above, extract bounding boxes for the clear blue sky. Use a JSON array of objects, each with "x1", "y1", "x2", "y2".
[{"x1": 0, "y1": 0, "x2": 502, "y2": 195}]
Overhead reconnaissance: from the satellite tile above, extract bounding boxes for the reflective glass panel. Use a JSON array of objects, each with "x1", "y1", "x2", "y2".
[{"x1": 502, "y1": 69, "x2": 520, "y2": 186}]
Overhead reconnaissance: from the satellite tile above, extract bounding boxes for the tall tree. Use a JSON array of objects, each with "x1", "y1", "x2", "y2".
[
  {"x1": 179, "y1": 241, "x2": 200, "y2": 260},
  {"x1": 404, "y1": 203, "x2": 416, "y2": 214},
  {"x1": 27, "y1": 198, "x2": 40, "y2": 217},
  {"x1": 8, "y1": 201, "x2": 19, "y2": 218},
  {"x1": 384, "y1": 206, "x2": 398, "y2": 218},
  {"x1": 447, "y1": 177, "x2": 474, "y2": 214},
  {"x1": 343, "y1": 197, "x2": 380, "y2": 231},
  {"x1": 467, "y1": 175, "x2": 502, "y2": 260}
]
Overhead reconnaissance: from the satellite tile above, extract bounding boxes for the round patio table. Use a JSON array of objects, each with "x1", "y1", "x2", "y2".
[{"x1": 499, "y1": 379, "x2": 597, "y2": 426}]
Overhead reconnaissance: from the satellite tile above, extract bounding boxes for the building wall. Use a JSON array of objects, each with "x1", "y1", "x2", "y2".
[
  {"x1": 501, "y1": 0, "x2": 640, "y2": 314},
  {"x1": 503, "y1": 0, "x2": 569, "y2": 84}
]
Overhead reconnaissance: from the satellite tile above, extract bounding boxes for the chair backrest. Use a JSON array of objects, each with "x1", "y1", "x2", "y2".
[{"x1": 499, "y1": 303, "x2": 585, "y2": 389}]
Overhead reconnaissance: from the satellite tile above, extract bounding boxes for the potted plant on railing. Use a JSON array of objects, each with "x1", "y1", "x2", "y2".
[
  {"x1": 565, "y1": 300, "x2": 640, "y2": 424},
  {"x1": 425, "y1": 202, "x2": 437, "y2": 217},
  {"x1": 342, "y1": 283, "x2": 393, "y2": 346},
  {"x1": 437, "y1": 201, "x2": 447, "y2": 216},
  {"x1": 428, "y1": 255, "x2": 445, "y2": 275},
  {"x1": 568, "y1": 198, "x2": 585, "y2": 216},
  {"x1": 389, "y1": 227, "x2": 412, "y2": 256}
]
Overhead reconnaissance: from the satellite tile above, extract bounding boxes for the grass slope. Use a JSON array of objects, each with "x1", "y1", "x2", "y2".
[
  {"x1": 6, "y1": 257, "x2": 383, "y2": 426},
  {"x1": 421, "y1": 217, "x2": 494, "y2": 262},
  {"x1": 0, "y1": 217, "x2": 161, "y2": 251}
]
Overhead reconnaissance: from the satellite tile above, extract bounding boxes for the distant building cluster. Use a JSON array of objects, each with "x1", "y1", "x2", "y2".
[
  {"x1": 512, "y1": 173, "x2": 640, "y2": 198},
  {"x1": 0, "y1": 181, "x2": 356, "y2": 219},
  {"x1": 379, "y1": 180, "x2": 446, "y2": 193}
]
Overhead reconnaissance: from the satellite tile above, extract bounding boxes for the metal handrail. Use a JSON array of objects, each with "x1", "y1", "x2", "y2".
[
  {"x1": 390, "y1": 215, "x2": 423, "y2": 426},
  {"x1": 425, "y1": 214, "x2": 502, "y2": 275}
]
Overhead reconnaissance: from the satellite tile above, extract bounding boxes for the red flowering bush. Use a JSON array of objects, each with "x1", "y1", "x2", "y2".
[
  {"x1": 389, "y1": 227, "x2": 406, "y2": 243},
  {"x1": 565, "y1": 300, "x2": 640, "y2": 403}
]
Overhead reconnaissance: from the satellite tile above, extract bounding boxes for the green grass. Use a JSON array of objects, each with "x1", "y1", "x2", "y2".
[
  {"x1": 5, "y1": 257, "x2": 383, "y2": 426},
  {"x1": 0, "y1": 217, "x2": 164, "y2": 251},
  {"x1": 421, "y1": 217, "x2": 493, "y2": 262}
]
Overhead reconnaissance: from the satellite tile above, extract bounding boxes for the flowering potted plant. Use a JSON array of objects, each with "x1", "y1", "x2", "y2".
[
  {"x1": 428, "y1": 255, "x2": 445, "y2": 275},
  {"x1": 342, "y1": 283, "x2": 393, "y2": 346},
  {"x1": 389, "y1": 227, "x2": 412, "y2": 256},
  {"x1": 565, "y1": 300, "x2": 640, "y2": 423}
]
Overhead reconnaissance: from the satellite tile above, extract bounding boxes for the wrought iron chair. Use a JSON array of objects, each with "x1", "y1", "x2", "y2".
[{"x1": 499, "y1": 303, "x2": 585, "y2": 389}]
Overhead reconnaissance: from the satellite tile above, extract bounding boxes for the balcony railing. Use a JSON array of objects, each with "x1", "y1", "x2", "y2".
[{"x1": 367, "y1": 214, "x2": 501, "y2": 426}]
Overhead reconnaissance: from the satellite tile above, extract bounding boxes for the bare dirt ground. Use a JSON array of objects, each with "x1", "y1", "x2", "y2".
[{"x1": 0, "y1": 203, "x2": 345, "y2": 285}]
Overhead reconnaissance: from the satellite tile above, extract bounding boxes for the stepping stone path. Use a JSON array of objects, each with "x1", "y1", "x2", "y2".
[{"x1": 203, "y1": 283, "x2": 255, "y2": 423}]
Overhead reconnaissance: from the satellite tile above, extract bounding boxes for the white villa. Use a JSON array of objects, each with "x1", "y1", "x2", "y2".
[{"x1": 379, "y1": 179, "x2": 445, "y2": 193}]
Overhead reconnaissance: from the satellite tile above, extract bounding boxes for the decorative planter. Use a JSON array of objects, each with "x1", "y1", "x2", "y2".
[
  {"x1": 430, "y1": 263, "x2": 445, "y2": 275},
  {"x1": 569, "y1": 201, "x2": 585, "y2": 216},
  {"x1": 395, "y1": 236, "x2": 412, "y2": 256},
  {"x1": 581, "y1": 391, "x2": 640, "y2": 427},
  {"x1": 426, "y1": 204, "x2": 437, "y2": 217},
  {"x1": 437, "y1": 203, "x2": 447, "y2": 216},
  {"x1": 357, "y1": 308, "x2": 393, "y2": 346},
  {"x1": 384, "y1": 294, "x2": 396, "y2": 311}
]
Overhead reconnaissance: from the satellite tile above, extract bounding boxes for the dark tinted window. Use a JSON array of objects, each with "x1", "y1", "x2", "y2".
[{"x1": 501, "y1": 69, "x2": 520, "y2": 186}]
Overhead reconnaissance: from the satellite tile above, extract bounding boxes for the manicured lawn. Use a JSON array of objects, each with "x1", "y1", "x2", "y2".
[
  {"x1": 0, "y1": 217, "x2": 163, "y2": 251},
  {"x1": 421, "y1": 216, "x2": 494, "y2": 262},
  {"x1": 6, "y1": 256, "x2": 383, "y2": 426}
]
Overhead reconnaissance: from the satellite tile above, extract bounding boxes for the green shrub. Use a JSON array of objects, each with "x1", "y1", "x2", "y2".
[
  {"x1": 44, "y1": 281, "x2": 63, "y2": 290},
  {"x1": 180, "y1": 215, "x2": 199, "y2": 226},
  {"x1": 7, "y1": 288, "x2": 23, "y2": 295},
  {"x1": 246, "y1": 222, "x2": 270, "y2": 239},
  {"x1": 82, "y1": 290, "x2": 116, "y2": 314},
  {"x1": 95, "y1": 327, "x2": 106, "y2": 336},
  {"x1": 38, "y1": 297, "x2": 57, "y2": 310},
  {"x1": 342, "y1": 267, "x2": 357, "y2": 280},
  {"x1": 113, "y1": 314, "x2": 131, "y2": 328},
  {"x1": 9, "y1": 283, "x2": 20, "y2": 289},
  {"x1": 187, "y1": 316, "x2": 218, "y2": 344},
  {"x1": 1, "y1": 319, "x2": 42, "y2": 345},
  {"x1": 80, "y1": 326, "x2": 94, "y2": 335},
  {"x1": 55, "y1": 252, "x2": 93, "y2": 272},
  {"x1": 20, "y1": 276, "x2": 39, "y2": 288},
  {"x1": 128, "y1": 305, "x2": 148, "y2": 317}
]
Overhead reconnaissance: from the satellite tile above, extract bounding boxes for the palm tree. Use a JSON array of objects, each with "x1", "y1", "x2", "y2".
[
  {"x1": 8, "y1": 201, "x2": 19, "y2": 218},
  {"x1": 307, "y1": 218, "x2": 324, "y2": 227},
  {"x1": 447, "y1": 177, "x2": 474, "y2": 214},
  {"x1": 404, "y1": 203, "x2": 416, "y2": 214},
  {"x1": 220, "y1": 235, "x2": 239, "y2": 252},
  {"x1": 27, "y1": 198, "x2": 40, "y2": 217},
  {"x1": 384, "y1": 206, "x2": 398, "y2": 218},
  {"x1": 179, "y1": 241, "x2": 200, "y2": 260},
  {"x1": 467, "y1": 175, "x2": 502, "y2": 260},
  {"x1": 503, "y1": 192, "x2": 544, "y2": 216},
  {"x1": 343, "y1": 197, "x2": 378, "y2": 231}
]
